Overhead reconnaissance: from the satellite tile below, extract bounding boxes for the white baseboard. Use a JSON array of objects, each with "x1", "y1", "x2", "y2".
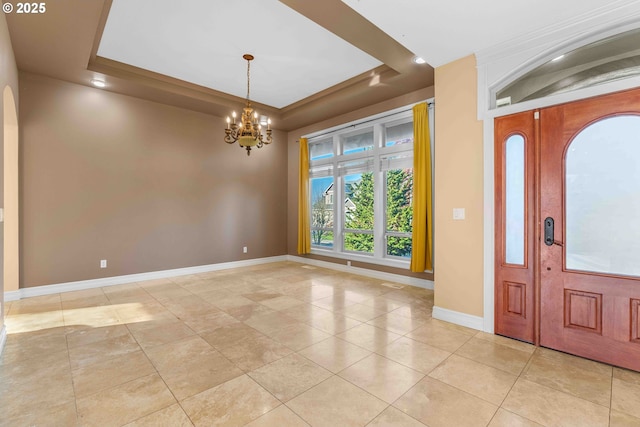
[
  {"x1": 432, "y1": 305, "x2": 484, "y2": 331},
  {"x1": 4, "y1": 255, "x2": 288, "y2": 301},
  {"x1": 4, "y1": 290, "x2": 20, "y2": 302},
  {"x1": 4, "y1": 254, "x2": 433, "y2": 302},
  {"x1": 0, "y1": 325, "x2": 6, "y2": 356},
  {"x1": 287, "y1": 255, "x2": 434, "y2": 290}
]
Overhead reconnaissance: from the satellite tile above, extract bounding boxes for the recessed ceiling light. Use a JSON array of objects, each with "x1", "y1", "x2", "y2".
[
  {"x1": 551, "y1": 54, "x2": 565, "y2": 62},
  {"x1": 91, "y1": 79, "x2": 106, "y2": 88},
  {"x1": 413, "y1": 56, "x2": 426, "y2": 65}
]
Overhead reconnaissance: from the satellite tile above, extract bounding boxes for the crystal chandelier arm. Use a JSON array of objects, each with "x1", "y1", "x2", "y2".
[
  {"x1": 224, "y1": 127, "x2": 238, "y2": 144},
  {"x1": 262, "y1": 129, "x2": 273, "y2": 145}
]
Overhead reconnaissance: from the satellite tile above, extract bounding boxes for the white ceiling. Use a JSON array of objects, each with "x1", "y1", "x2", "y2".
[
  {"x1": 98, "y1": 0, "x2": 382, "y2": 109},
  {"x1": 98, "y1": 0, "x2": 635, "y2": 109},
  {"x1": 341, "y1": 0, "x2": 620, "y2": 68}
]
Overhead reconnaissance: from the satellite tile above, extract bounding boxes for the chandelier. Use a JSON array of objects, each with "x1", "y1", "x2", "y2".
[{"x1": 224, "y1": 54, "x2": 273, "y2": 155}]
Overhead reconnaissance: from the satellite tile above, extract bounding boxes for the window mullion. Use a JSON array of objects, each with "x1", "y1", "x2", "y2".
[
  {"x1": 333, "y1": 135, "x2": 342, "y2": 254},
  {"x1": 373, "y1": 123, "x2": 384, "y2": 259}
]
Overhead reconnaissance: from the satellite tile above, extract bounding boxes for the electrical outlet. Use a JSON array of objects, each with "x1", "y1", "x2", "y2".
[
  {"x1": 100, "y1": 259, "x2": 107, "y2": 268},
  {"x1": 243, "y1": 246, "x2": 248, "y2": 254}
]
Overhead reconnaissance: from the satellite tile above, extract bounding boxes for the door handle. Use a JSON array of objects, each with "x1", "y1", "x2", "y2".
[{"x1": 544, "y1": 217, "x2": 563, "y2": 246}]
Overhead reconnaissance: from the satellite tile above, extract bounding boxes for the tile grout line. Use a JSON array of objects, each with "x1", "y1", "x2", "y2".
[
  {"x1": 490, "y1": 343, "x2": 536, "y2": 425},
  {"x1": 285, "y1": 372, "x2": 391, "y2": 427},
  {"x1": 608, "y1": 366, "x2": 614, "y2": 427},
  {"x1": 62, "y1": 291, "x2": 82, "y2": 427},
  {"x1": 122, "y1": 289, "x2": 197, "y2": 427}
]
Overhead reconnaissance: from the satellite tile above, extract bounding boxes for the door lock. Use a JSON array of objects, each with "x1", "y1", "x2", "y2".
[
  {"x1": 544, "y1": 217, "x2": 563, "y2": 246},
  {"x1": 544, "y1": 217, "x2": 554, "y2": 246}
]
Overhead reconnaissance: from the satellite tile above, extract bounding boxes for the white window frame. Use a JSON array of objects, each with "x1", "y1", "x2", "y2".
[{"x1": 307, "y1": 106, "x2": 416, "y2": 269}]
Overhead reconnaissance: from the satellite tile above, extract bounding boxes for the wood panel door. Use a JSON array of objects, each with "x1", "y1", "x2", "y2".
[
  {"x1": 539, "y1": 88, "x2": 640, "y2": 371},
  {"x1": 495, "y1": 111, "x2": 537, "y2": 343}
]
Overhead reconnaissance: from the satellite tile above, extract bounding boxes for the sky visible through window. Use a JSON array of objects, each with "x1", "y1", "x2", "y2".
[
  {"x1": 311, "y1": 145, "x2": 369, "y2": 201},
  {"x1": 311, "y1": 137, "x2": 412, "y2": 206}
]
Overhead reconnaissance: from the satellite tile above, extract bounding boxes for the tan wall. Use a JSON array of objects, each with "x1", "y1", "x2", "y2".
[
  {"x1": 1, "y1": 11, "x2": 19, "y2": 330},
  {"x1": 20, "y1": 73, "x2": 288, "y2": 288},
  {"x1": 286, "y1": 86, "x2": 434, "y2": 280},
  {"x1": 433, "y1": 55, "x2": 484, "y2": 317}
]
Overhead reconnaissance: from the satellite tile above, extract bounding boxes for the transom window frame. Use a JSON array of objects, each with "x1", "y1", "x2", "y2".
[{"x1": 307, "y1": 108, "x2": 415, "y2": 269}]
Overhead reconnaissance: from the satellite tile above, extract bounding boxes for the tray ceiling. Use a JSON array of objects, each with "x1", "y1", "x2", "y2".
[{"x1": 98, "y1": 0, "x2": 382, "y2": 109}]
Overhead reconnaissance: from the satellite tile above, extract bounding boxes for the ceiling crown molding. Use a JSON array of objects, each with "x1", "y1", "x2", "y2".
[
  {"x1": 476, "y1": 0, "x2": 640, "y2": 67},
  {"x1": 475, "y1": 0, "x2": 640, "y2": 115}
]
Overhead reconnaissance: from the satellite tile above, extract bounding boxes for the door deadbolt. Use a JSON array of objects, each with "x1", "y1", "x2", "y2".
[
  {"x1": 544, "y1": 217, "x2": 563, "y2": 246},
  {"x1": 544, "y1": 217, "x2": 554, "y2": 246}
]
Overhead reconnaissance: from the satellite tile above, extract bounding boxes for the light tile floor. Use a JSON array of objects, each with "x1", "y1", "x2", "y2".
[{"x1": 1, "y1": 261, "x2": 639, "y2": 426}]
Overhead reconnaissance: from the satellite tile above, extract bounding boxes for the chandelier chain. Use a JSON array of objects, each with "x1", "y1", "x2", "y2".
[{"x1": 246, "y1": 58, "x2": 251, "y2": 103}]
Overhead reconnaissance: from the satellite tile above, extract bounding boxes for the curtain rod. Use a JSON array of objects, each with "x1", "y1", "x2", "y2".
[{"x1": 302, "y1": 100, "x2": 434, "y2": 141}]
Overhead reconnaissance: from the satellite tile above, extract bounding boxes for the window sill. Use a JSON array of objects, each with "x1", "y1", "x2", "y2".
[{"x1": 310, "y1": 248, "x2": 411, "y2": 270}]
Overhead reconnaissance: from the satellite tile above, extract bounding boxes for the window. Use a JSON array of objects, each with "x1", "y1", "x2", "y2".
[
  {"x1": 308, "y1": 110, "x2": 416, "y2": 267},
  {"x1": 310, "y1": 166, "x2": 334, "y2": 249},
  {"x1": 495, "y1": 28, "x2": 640, "y2": 108},
  {"x1": 383, "y1": 151, "x2": 413, "y2": 258}
]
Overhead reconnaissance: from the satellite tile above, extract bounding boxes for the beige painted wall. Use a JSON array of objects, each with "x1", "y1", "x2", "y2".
[
  {"x1": 286, "y1": 86, "x2": 434, "y2": 280},
  {"x1": 433, "y1": 55, "x2": 484, "y2": 317},
  {"x1": 1, "y1": 11, "x2": 19, "y2": 332},
  {"x1": 20, "y1": 73, "x2": 288, "y2": 288}
]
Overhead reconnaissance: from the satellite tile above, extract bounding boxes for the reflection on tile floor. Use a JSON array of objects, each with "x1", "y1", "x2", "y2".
[{"x1": 1, "y1": 261, "x2": 639, "y2": 426}]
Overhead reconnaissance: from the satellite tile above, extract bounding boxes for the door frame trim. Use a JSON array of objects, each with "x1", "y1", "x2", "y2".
[
  {"x1": 483, "y1": 78, "x2": 640, "y2": 333},
  {"x1": 479, "y1": 23, "x2": 640, "y2": 333}
]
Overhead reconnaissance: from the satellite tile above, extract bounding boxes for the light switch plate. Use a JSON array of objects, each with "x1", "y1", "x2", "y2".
[{"x1": 453, "y1": 208, "x2": 465, "y2": 220}]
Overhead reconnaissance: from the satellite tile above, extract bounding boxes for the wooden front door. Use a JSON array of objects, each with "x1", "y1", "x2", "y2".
[
  {"x1": 496, "y1": 88, "x2": 640, "y2": 371},
  {"x1": 539, "y1": 89, "x2": 640, "y2": 371}
]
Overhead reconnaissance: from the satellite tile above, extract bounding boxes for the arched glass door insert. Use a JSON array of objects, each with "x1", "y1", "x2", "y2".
[{"x1": 565, "y1": 115, "x2": 640, "y2": 277}]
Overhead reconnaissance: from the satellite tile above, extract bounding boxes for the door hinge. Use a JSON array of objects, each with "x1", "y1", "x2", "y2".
[{"x1": 534, "y1": 111, "x2": 540, "y2": 120}]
